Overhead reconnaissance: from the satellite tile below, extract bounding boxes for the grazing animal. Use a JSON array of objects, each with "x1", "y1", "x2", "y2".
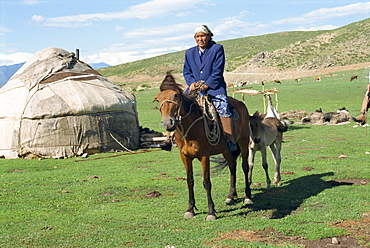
[
  {"x1": 154, "y1": 72, "x2": 252, "y2": 220},
  {"x1": 314, "y1": 76, "x2": 321, "y2": 81},
  {"x1": 350, "y1": 75, "x2": 358, "y2": 81},
  {"x1": 249, "y1": 111, "x2": 288, "y2": 189},
  {"x1": 295, "y1": 78, "x2": 300, "y2": 83},
  {"x1": 274, "y1": 80, "x2": 281, "y2": 84}
]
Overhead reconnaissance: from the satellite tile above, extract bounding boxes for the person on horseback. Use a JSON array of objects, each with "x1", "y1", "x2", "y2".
[{"x1": 183, "y1": 25, "x2": 237, "y2": 152}]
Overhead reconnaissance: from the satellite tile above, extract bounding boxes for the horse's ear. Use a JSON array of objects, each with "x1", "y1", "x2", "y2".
[
  {"x1": 253, "y1": 111, "x2": 259, "y2": 116},
  {"x1": 260, "y1": 113, "x2": 266, "y2": 119},
  {"x1": 153, "y1": 94, "x2": 159, "y2": 102}
]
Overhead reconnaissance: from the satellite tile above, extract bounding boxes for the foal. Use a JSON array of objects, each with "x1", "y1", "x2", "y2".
[{"x1": 249, "y1": 111, "x2": 288, "y2": 189}]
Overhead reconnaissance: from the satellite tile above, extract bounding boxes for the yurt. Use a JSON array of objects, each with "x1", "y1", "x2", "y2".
[{"x1": 0, "y1": 47, "x2": 140, "y2": 159}]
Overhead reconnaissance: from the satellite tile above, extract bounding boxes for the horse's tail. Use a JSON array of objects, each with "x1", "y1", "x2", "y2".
[
  {"x1": 211, "y1": 146, "x2": 241, "y2": 172},
  {"x1": 210, "y1": 156, "x2": 228, "y2": 172}
]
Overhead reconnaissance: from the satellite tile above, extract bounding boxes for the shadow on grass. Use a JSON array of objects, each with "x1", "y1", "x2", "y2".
[
  {"x1": 220, "y1": 172, "x2": 353, "y2": 219},
  {"x1": 286, "y1": 125, "x2": 311, "y2": 131}
]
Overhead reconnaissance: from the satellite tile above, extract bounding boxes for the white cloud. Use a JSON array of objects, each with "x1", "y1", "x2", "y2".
[
  {"x1": 295, "y1": 25, "x2": 338, "y2": 31},
  {"x1": 115, "y1": 25, "x2": 125, "y2": 31},
  {"x1": 0, "y1": 26, "x2": 13, "y2": 32},
  {"x1": 212, "y1": 11, "x2": 270, "y2": 39},
  {"x1": 272, "y1": 2, "x2": 370, "y2": 25},
  {"x1": 31, "y1": 0, "x2": 207, "y2": 27},
  {"x1": 21, "y1": 0, "x2": 41, "y2": 5},
  {"x1": 31, "y1": 15, "x2": 44, "y2": 22},
  {"x1": 0, "y1": 52, "x2": 33, "y2": 66},
  {"x1": 122, "y1": 23, "x2": 197, "y2": 39}
]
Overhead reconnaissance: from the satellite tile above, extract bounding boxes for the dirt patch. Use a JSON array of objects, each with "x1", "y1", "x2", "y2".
[
  {"x1": 206, "y1": 213, "x2": 370, "y2": 247},
  {"x1": 333, "y1": 178, "x2": 370, "y2": 185}
]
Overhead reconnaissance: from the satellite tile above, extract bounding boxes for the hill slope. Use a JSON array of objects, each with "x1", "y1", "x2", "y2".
[
  {"x1": 235, "y1": 18, "x2": 370, "y2": 73},
  {"x1": 98, "y1": 18, "x2": 370, "y2": 84}
]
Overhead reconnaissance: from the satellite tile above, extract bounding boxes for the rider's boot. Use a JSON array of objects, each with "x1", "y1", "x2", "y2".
[{"x1": 220, "y1": 116, "x2": 237, "y2": 152}]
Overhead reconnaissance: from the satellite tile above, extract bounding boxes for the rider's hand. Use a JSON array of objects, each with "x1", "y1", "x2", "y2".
[
  {"x1": 201, "y1": 84, "x2": 209, "y2": 91},
  {"x1": 189, "y1": 82, "x2": 197, "y2": 91}
]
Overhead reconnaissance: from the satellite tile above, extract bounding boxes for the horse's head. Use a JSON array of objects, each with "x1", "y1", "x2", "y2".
[
  {"x1": 249, "y1": 111, "x2": 264, "y2": 143},
  {"x1": 154, "y1": 72, "x2": 184, "y2": 131}
]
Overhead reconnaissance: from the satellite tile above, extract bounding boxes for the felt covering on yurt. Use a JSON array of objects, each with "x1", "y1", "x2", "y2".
[{"x1": 0, "y1": 47, "x2": 140, "y2": 159}]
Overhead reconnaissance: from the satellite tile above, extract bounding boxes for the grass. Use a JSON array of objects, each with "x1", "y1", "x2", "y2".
[{"x1": 0, "y1": 68, "x2": 370, "y2": 247}]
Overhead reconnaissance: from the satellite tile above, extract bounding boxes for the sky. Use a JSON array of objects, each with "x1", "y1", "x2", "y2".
[{"x1": 0, "y1": 0, "x2": 369, "y2": 67}]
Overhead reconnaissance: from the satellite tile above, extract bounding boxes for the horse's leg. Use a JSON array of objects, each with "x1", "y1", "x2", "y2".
[
  {"x1": 261, "y1": 147, "x2": 271, "y2": 189},
  {"x1": 248, "y1": 147, "x2": 256, "y2": 187},
  {"x1": 241, "y1": 147, "x2": 253, "y2": 204},
  {"x1": 200, "y1": 156, "x2": 216, "y2": 220},
  {"x1": 231, "y1": 140, "x2": 252, "y2": 205},
  {"x1": 223, "y1": 151, "x2": 237, "y2": 203},
  {"x1": 180, "y1": 153, "x2": 196, "y2": 219},
  {"x1": 270, "y1": 141, "x2": 282, "y2": 186}
]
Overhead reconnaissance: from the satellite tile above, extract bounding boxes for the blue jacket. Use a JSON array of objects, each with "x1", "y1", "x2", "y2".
[{"x1": 183, "y1": 42, "x2": 227, "y2": 97}]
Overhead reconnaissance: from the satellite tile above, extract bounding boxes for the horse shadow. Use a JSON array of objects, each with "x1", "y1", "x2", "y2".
[{"x1": 220, "y1": 172, "x2": 352, "y2": 219}]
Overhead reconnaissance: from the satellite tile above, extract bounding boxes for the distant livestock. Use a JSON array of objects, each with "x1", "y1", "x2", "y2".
[
  {"x1": 350, "y1": 75, "x2": 358, "y2": 81},
  {"x1": 314, "y1": 76, "x2": 321, "y2": 81},
  {"x1": 274, "y1": 80, "x2": 281, "y2": 84},
  {"x1": 300, "y1": 107, "x2": 351, "y2": 125}
]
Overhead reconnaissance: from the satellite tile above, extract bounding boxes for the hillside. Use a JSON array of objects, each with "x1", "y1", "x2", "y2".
[
  {"x1": 235, "y1": 18, "x2": 370, "y2": 73},
  {"x1": 98, "y1": 18, "x2": 370, "y2": 86}
]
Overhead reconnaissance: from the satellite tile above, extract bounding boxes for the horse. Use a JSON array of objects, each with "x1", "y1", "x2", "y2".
[
  {"x1": 154, "y1": 72, "x2": 251, "y2": 220},
  {"x1": 352, "y1": 83, "x2": 370, "y2": 126},
  {"x1": 350, "y1": 75, "x2": 358, "y2": 81},
  {"x1": 249, "y1": 111, "x2": 288, "y2": 189}
]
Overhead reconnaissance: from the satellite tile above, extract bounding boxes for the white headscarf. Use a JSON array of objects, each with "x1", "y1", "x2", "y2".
[{"x1": 194, "y1": 25, "x2": 214, "y2": 37}]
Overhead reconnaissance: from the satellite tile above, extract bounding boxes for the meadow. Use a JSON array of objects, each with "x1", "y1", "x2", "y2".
[{"x1": 0, "y1": 68, "x2": 369, "y2": 247}]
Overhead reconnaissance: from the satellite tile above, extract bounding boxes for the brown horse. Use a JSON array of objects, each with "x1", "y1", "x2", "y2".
[
  {"x1": 350, "y1": 75, "x2": 358, "y2": 81},
  {"x1": 154, "y1": 72, "x2": 251, "y2": 220},
  {"x1": 249, "y1": 111, "x2": 288, "y2": 189}
]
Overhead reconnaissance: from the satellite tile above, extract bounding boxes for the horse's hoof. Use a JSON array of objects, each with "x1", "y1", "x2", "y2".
[
  {"x1": 244, "y1": 198, "x2": 253, "y2": 205},
  {"x1": 273, "y1": 179, "x2": 281, "y2": 186},
  {"x1": 206, "y1": 215, "x2": 217, "y2": 221},
  {"x1": 225, "y1": 198, "x2": 232, "y2": 203},
  {"x1": 184, "y1": 212, "x2": 194, "y2": 219}
]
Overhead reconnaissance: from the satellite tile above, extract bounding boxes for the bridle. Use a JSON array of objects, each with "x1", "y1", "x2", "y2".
[
  {"x1": 159, "y1": 97, "x2": 204, "y2": 140},
  {"x1": 159, "y1": 94, "x2": 221, "y2": 145}
]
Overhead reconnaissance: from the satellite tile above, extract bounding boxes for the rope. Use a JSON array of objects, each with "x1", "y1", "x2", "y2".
[
  {"x1": 109, "y1": 133, "x2": 133, "y2": 152},
  {"x1": 196, "y1": 94, "x2": 222, "y2": 146}
]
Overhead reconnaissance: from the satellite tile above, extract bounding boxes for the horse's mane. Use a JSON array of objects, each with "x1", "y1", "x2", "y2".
[
  {"x1": 160, "y1": 71, "x2": 184, "y2": 94},
  {"x1": 160, "y1": 71, "x2": 200, "y2": 113}
]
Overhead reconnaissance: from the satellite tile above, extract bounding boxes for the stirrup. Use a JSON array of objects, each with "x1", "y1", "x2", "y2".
[{"x1": 226, "y1": 140, "x2": 237, "y2": 152}]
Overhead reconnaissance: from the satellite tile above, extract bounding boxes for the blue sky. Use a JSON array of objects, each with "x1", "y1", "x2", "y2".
[{"x1": 1, "y1": 0, "x2": 369, "y2": 66}]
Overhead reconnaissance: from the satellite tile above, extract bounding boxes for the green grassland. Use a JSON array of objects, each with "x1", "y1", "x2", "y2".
[{"x1": 0, "y1": 67, "x2": 369, "y2": 247}]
